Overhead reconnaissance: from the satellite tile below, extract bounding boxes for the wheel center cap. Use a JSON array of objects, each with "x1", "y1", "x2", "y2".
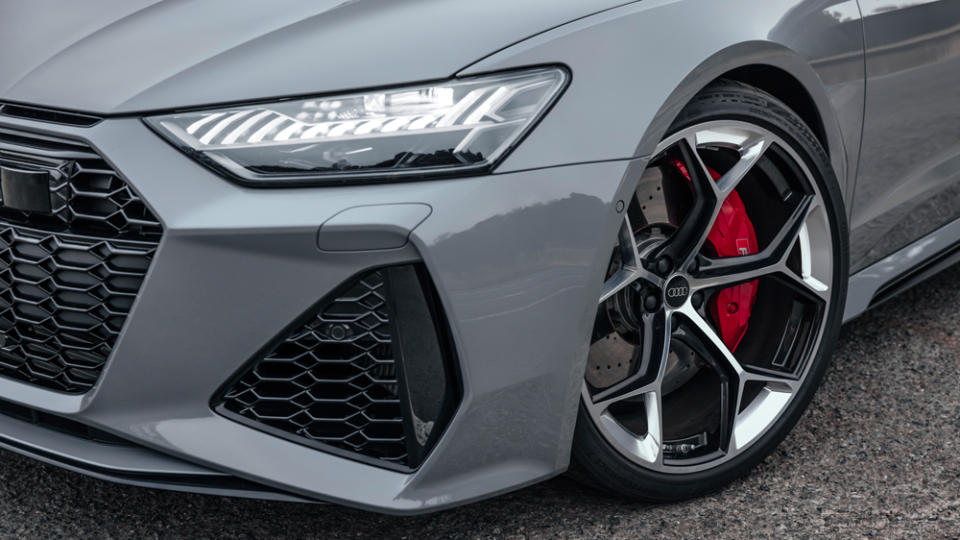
[{"x1": 664, "y1": 275, "x2": 690, "y2": 308}]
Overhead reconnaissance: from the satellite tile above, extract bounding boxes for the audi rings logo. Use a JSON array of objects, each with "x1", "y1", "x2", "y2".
[
  {"x1": 664, "y1": 276, "x2": 690, "y2": 307},
  {"x1": 667, "y1": 286, "x2": 689, "y2": 298}
]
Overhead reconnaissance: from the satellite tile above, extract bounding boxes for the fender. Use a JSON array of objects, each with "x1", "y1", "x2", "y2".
[
  {"x1": 462, "y1": 0, "x2": 864, "y2": 205},
  {"x1": 459, "y1": 0, "x2": 864, "y2": 479}
]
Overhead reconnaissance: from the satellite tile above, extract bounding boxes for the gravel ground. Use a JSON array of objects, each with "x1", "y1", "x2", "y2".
[{"x1": 0, "y1": 269, "x2": 958, "y2": 539}]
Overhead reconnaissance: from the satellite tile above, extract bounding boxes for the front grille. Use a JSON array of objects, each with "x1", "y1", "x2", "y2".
[
  {"x1": 0, "y1": 126, "x2": 161, "y2": 241},
  {"x1": 217, "y1": 265, "x2": 460, "y2": 470},
  {"x1": 0, "y1": 127, "x2": 161, "y2": 393}
]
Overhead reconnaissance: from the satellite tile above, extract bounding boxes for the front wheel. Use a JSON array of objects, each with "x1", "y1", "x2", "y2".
[{"x1": 571, "y1": 80, "x2": 848, "y2": 501}]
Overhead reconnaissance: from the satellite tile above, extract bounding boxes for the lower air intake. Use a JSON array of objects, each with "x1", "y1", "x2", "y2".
[{"x1": 216, "y1": 265, "x2": 459, "y2": 470}]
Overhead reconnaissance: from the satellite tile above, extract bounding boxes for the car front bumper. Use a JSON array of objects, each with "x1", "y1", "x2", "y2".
[{"x1": 0, "y1": 112, "x2": 644, "y2": 514}]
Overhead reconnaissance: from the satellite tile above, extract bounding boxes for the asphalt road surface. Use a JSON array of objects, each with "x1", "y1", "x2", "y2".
[{"x1": 0, "y1": 267, "x2": 958, "y2": 539}]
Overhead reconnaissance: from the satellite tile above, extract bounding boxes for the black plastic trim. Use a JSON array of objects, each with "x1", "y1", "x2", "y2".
[
  {"x1": 0, "y1": 397, "x2": 130, "y2": 446},
  {"x1": 870, "y1": 239, "x2": 960, "y2": 309},
  {"x1": 0, "y1": 397, "x2": 308, "y2": 499},
  {"x1": 213, "y1": 263, "x2": 462, "y2": 473},
  {"x1": 0, "y1": 103, "x2": 102, "y2": 127},
  {"x1": 384, "y1": 265, "x2": 462, "y2": 468},
  {"x1": 0, "y1": 431, "x2": 301, "y2": 497}
]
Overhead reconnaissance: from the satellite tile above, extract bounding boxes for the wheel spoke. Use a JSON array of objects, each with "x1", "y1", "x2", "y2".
[
  {"x1": 675, "y1": 304, "x2": 744, "y2": 376},
  {"x1": 714, "y1": 136, "x2": 770, "y2": 197},
  {"x1": 729, "y1": 382, "x2": 793, "y2": 453},
  {"x1": 690, "y1": 254, "x2": 784, "y2": 291},
  {"x1": 593, "y1": 390, "x2": 663, "y2": 465},
  {"x1": 762, "y1": 194, "x2": 815, "y2": 264},
  {"x1": 590, "y1": 309, "x2": 672, "y2": 410},
  {"x1": 690, "y1": 195, "x2": 815, "y2": 291},
  {"x1": 585, "y1": 120, "x2": 833, "y2": 474},
  {"x1": 790, "y1": 273, "x2": 830, "y2": 301},
  {"x1": 783, "y1": 208, "x2": 832, "y2": 302},
  {"x1": 674, "y1": 304, "x2": 798, "y2": 454},
  {"x1": 644, "y1": 390, "x2": 663, "y2": 465},
  {"x1": 599, "y1": 214, "x2": 663, "y2": 304},
  {"x1": 586, "y1": 308, "x2": 671, "y2": 466},
  {"x1": 651, "y1": 137, "x2": 718, "y2": 270},
  {"x1": 777, "y1": 266, "x2": 831, "y2": 303},
  {"x1": 677, "y1": 304, "x2": 800, "y2": 388},
  {"x1": 654, "y1": 134, "x2": 770, "y2": 272}
]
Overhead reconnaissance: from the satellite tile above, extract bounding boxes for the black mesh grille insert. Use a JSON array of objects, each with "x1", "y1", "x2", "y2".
[
  {"x1": 217, "y1": 266, "x2": 460, "y2": 470},
  {"x1": 0, "y1": 126, "x2": 162, "y2": 241},
  {"x1": 0, "y1": 126, "x2": 161, "y2": 393},
  {"x1": 0, "y1": 225, "x2": 154, "y2": 392},
  {"x1": 220, "y1": 270, "x2": 408, "y2": 465}
]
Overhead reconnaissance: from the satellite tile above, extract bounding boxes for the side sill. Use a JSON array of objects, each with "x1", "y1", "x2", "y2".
[{"x1": 845, "y1": 216, "x2": 960, "y2": 322}]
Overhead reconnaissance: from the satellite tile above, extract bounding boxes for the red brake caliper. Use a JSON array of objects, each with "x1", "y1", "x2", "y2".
[{"x1": 670, "y1": 159, "x2": 758, "y2": 351}]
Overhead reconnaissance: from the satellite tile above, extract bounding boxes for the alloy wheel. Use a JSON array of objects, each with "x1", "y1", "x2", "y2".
[{"x1": 584, "y1": 120, "x2": 834, "y2": 473}]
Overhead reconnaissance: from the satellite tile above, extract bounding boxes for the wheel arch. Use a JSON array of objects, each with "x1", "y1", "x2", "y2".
[
  {"x1": 464, "y1": 37, "x2": 854, "y2": 206},
  {"x1": 633, "y1": 41, "x2": 850, "y2": 202},
  {"x1": 722, "y1": 64, "x2": 827, "y2": 153},
  {"x1": 454, "y1": 2, "x2": 861, "y2": 481}
]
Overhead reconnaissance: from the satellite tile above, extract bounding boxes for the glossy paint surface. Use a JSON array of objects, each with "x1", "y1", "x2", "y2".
[
  {"x1": 0, "y1": 111, "x2": 637, "y2": 513},
  {"x1": 0, "y1": 0, "x2": 955, "y2": 514},
  {"x1": 462, "y1": 0, "x2": 866, "y2": 203},
  {"x1": 0, "y1": 0, "x2": 636, "y2": 113},
  {"x1": 850, "y1": 0, "x2": 960, "y2": 271}
]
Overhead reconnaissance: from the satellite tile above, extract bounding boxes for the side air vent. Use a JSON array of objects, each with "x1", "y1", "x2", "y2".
[{"x1": 215, "y1": 265, "x2": 460, "y2": 471}]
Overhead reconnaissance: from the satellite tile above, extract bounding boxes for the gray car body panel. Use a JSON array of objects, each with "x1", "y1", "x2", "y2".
[
  {"x1": 0, "y1": 0, "x2": 956, "y2": 514},
  {"x1": 0, "y1": 408, "x2": 310, "y2": 503},
  {"x1": 0, "y1": 0, "x2": 638, "y2": 114},
  {"x1": 849, "y1": 0, "x2": 960, "y2": 271},
  {"x1": 845, "y1": 215, "x2": 960, "y2": 322},
  {"x1": 461, "y1": 0, "x2": 866, "y2": 203},
  {"x1": 0, "y1": 113, "x2": 636, "y2": 513}
]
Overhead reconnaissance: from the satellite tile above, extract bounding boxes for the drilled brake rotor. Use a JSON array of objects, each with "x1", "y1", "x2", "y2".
[{"x1": 587, "y1": 160, "x2": 760, "y2": 390}]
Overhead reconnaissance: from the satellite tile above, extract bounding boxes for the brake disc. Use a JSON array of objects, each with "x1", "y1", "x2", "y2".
[{"x1": 587, "y1": 166, "x2": 677, "y2": 389}]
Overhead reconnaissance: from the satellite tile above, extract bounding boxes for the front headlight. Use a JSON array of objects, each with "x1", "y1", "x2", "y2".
[{"x1": 145, "y1": 67, "x2": 567, "y2": 185}]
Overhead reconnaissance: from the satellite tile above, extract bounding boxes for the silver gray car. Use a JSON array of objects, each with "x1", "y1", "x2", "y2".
[{"x1": 0, "y1": 0, "x2": 957, "y2": 514}]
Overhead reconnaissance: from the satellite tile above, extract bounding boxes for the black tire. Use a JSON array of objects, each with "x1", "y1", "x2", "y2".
[{"x1": 570, "y1": 78, "x2": 849, "y2": 502}]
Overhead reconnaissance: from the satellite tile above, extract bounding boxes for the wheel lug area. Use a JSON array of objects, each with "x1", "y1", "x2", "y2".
[
  {"x1": 691, "y1": 291, "x2": 704, "y2": 309},
  {"x1": 644, "y1": 294, "x2": 660, "y2": 312},
  {"x1": 655, "y1": 257, "x2": 672, "y2": 275}
]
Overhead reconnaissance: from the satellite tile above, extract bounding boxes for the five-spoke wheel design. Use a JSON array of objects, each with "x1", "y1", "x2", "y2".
[{"x1": 584, "y1": 120, "x2": 834, "y2": 474}]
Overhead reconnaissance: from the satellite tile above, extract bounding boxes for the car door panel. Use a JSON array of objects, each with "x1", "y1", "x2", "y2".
[{"x1": 851, "y1": 0, "x2": 960, "y2": 271}]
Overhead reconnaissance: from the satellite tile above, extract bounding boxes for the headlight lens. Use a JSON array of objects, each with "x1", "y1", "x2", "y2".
[{"x1": 146, "y1": 67, "x2": 567, "y2": 185}]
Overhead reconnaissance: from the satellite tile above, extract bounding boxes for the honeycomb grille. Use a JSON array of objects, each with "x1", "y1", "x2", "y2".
[
  {"x1": 220, "y1": 270, "x2": 408, "y2": 465},
  {"x1": 0, "y1": 224, "x2": 154, "y2": 393},
  {"x1": 0, "y1": 126, "x2": 162, "y2": 241},
  {"x1": 0, "y1": 126, "x2": 161, "y2": 393}
]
